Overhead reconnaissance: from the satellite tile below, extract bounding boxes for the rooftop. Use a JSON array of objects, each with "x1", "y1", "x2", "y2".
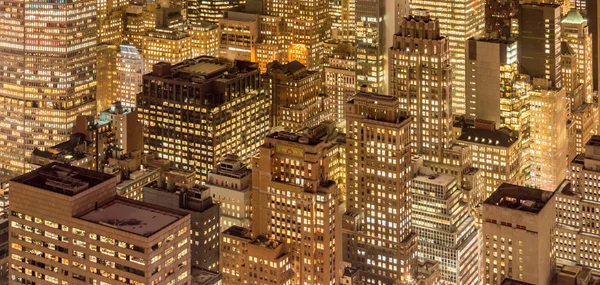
[
  {"x1": 78, "y1": 197, "x2": 187, "y2": 237},
  {"x1": 413, "y1": 168, "x2": 456, "y2": 187},
  {"x1": 31, "y1": 133, "x2": 91, "y2": 164},
  {"x1": 190, "y1": 267, "x2": 222, "y2": 285},
  {"x1": 222, "y1": 225, "x2": 251, "y2": 240},
  {"x1": 148, "y1": 57, "x2": 259, "y2": 84},
  {"x1": 12, "y1": 163, "x2": 113, "y2": 196},
  {"x1": 484, "y1": 182, "x2": 558, "y2": 214},
  {"x1": 268, "y1": 131, "x2": 323, "y2": 146},
  {"x1": 500, "y1": 279, "x2": 535, "y2": 285},
  {"x1": 181, "y1": 62, "x2": 229, "y2": 77},
  {"x1": 457, "y1": 127, "x2": 517, "y2": 148},
  {"x1": 563, "y1": 8, "x2": 586, "y2": 24}
]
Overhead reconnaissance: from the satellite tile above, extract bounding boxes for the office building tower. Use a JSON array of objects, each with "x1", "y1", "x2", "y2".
[
  {"x1": 456, "y1": 123, "x2": 522, "y2": 198},
  {"x1": 465, "y1": 38, "x2": 518, "y2": 123},
  {"x1": 116, "y1": 45, "x2": 144, "y2": 108},
  {"x1": 482, "y1": 182, "x2": 560, "y2": 285},
  {"x1": 263, "y1": 61, "x2": 331, "y2": 132},
  {"x1": 220, "y1": 226, "x2": 294, "y2": 285},
  {"x1": 325, "y1": 43, "x2": 356, "y2": 127},
  {"x1": 343, "y1": 92, "x2": 417, "y2": 284},
  {"x1": 187, "y1": 0, "x2": 242, "y2": 24},
  {"x1": 389, "y1": 15, "x2": 453, "y2": 163},
  {"x1": 354, "y1": 0, "x2": 386, "y2": 93},
  {"x1": 143, "y1": 28, "x2": 193, "y2": 72},
  {"x1": 556, "y1": 136, "x2": 600, "y2": 274},
  {"x1": 138, "y1": 57, "x2": 270, "y2": 182},
  {"x1": 251, "y1": 130, "x2": 340, "y2": 285},
  {"x1": 205, "y1": 154, "x2": 251, "y2": 229},
  {"x1": 529, "y1": 79, "x2": 568, "y2": 190},
  {"x1": 485, "y1": 0, "x2": 519, "y2": 39},
  {"x1": 189, "y1": 22, "x2": 219, "y2": 57},
  {"x1": 97, "y1": 44, "x2": 119, "y2": 113},
  {"x1": 409, "y1": 0, "x2": 485, "y2": 115},
  {"x1": 9, "y1": 163, "x2": 192, "y2": 285},
  {"x1": 218, "y1": 10, "x2": 260, "y2": 62},
  {"x1": 519, "y1": 3, "x2": 563, "y2": 88},
  {"x1": 0, "y1": 0, "x2": 98, "y2": 179},
  {"x1": 562, "y1": 42, "x2": 584, "y2": 112},
  {"x1": 143, "y1": 181, "x2": 220, "y2": 270},
  {"x1": 329, "y1": 0, "x2": 356, "y2": 41},
  {"x1": 411, "y1": 167, "x2": 480, "y2": 284},
  {"x1": 124, "y1": 4, "x2": 158, "y2": 50},
  {"x1": 263, "y1": 0, "x2": 327, "y2": 71},
  {"x1": 572, "y1": 104, "x2": 598, "y2": 156},
  {"x1": 562, "y1": 8, "x2": 594, "y2": 101},
  {"x1": 97, "y1": 0, "x2": 127, "y2": 44}
]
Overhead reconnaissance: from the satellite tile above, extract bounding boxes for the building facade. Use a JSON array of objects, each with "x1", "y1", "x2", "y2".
[
  {"x1": 138, "y1": 57, "x2": 270, "y2": 182},
  {"x1": 343, "y1": 92, "x2": 417, "y2": 284},
  {"x1": 9, "y1": 163, "x2": 192, "y2": 285},
  {"x1": 251, "y1": 130, "x2": 341, "y2": 285},
  {"x1": 482, "y1": 182, "x2": 559, "y2": 285},
  {"x1": 389, "y1": 16, "x2": 453, "y2": 163}
]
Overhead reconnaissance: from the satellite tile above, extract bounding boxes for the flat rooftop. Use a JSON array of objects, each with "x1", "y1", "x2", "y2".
[
  {"x1": 457, "y1": 128, "x2": 517, "y2": 148},
  {"x1": 78, "y1": 198, "x2": 187, "y2": 237},
  {"x1": 12, "y1": 163, "x2": 113, "y2": 196},
  {"x1": 181, "y1": 62, "x2": 229, "y2": 77},
  {"x1": 190, "y1": 267, "x2": 222, "y2": 285},
  {"x1": 501, "y1": 279, "x2": 534, "y2": 285},
  {"x1": 413, "y1": 172, "x2": 455, "y2": 187},
  {"x1": 484, "y1": 183, "x2": 557, "y2": 214}
]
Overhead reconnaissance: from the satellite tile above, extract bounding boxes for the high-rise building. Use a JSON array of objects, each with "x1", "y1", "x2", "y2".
[
  {"x1": 329, "y1": 0, "x2": 356, "y2": 41},
  {"x1": 456, "y1": 123, "x2": 522, "y2": 198},
  {"x1": 485, "y1": 0, "x2": 519, "y2": 39},
  {"x1": 389, "y1": 15, "x2": 453, "y2": 163},
  {"x1": 251, "y1": 130, "x2": 341, "y2": 285},
  {"x1": 343, "y1": 92, "x2": 417, "y2": 284},
  {"x1": 97, "y1": 0, "x2": 128, "y2": 44},
  {"x1": 409, "y1": 0, "x2": 485, "y2": 115},
  {"x1": 143, "y1": 28, "x2": 193, "y2": 72},
  {"x1": 465, "y1": 38, "x2": 518, "y2": 124},
  {"x1": 556, "y1": 136, "x2": 600, "y2": 274},
  {"x1": 411, "y1": 167, "x2": 480, "y2": 284},
  {"x1": 324, "y1": 43, "x2": 356, "y2": 126},
  {"x1": 9, "y1": 163, "x2": 192, "y2": 284},
  {"x1": 96, "y1": 44, "x2": 119, "y2": 113},
  {"x1": 263, "y1": 0, "x2": 327, "y2": 70},
  {"x1": 116, "y1": 45, "x2": 144, "y2": 108},
  {"x1": 482, "y1": 182, "x2": 560, "y2": 285},
  {"x1": 189, "y1": 22, "x2": 220, "y2": 58},
  {"x1": 205, "y1": 154, "x2": 251, "y2": 229},
  {"x1": 562, "y1": 8, "x2": 594, "y2": 101},
  {"x1": 187, "y1": 0, "x2": 242, "y2": 24},
  {"x1": 354, "y1": 0, "x2": 387, "y2": 93},
  {"x1": 123, "y1": 4, "x2": 158, "y2": 50},
  {"x1": 519, "y1": 3, "x2": 563, "y2": 88},
  {"x1": 263, "y1": 61, "x2": 331, "y2": 132},
  {"x1": 138, "y1": 57, "x2": 270, "y2": 182},
  {"x1": 572, "y1": 104, "x2": 598, "y2": 156},
  {"x1": 220, "y1": 226, "x2": 294, "y2": 285},
  {"x1": 528, "y1": 78, "x2": 568, "y2": 190},
  {"x1": 143, "y1": 181, "x2": 220, "y2": 271},
  {"x1": 0, "y1": 0, "x2": 98, "y2": 179}
]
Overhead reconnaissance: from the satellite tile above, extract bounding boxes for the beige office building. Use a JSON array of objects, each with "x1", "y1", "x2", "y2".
[
  {"x1": 143, "y1": 28, "x2": 193, "y2": 72},
  {"x1": 528, "y1": 79, "x2": 568, "y2": 190},
  {"x1": 389, "y1": 15, "x2": 453, "y2": 163},
  {"x1": 482, "y1": 182, "x2": 560, "y2": 285},
  {"x1": 556, "y1": 136, "x2": 600, "y2": 274},
  {"x1": 263, "y1": 61, "x2": 331, "y2": 132},
  {"x1": 325, "y1": 43, "x2": 356, "y2": 127},
  {"x1": 409, "y1": 0, "x2": 485, "y2": 115},
  {"x1": 252, "y1": 130, "x2": 341, "y2": 285},
  {"x1": 9, "y1": 163, "x2": 191, "y2": 285},
  {"x1": 563, "y1": 8, "x2": 593, "y2": 101},
  {"x1": 343, "y1": 92, "x2": 417, "y2": 284},
  {"x1": 220, "y1": 226, "x2": 293, "y2": 285}
]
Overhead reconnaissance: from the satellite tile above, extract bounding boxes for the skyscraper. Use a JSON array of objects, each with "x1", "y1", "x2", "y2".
[
  {"x1": 9, "y1": 163, "x2": 192, "y2": 284},
  {"x1": 465, "y1": 38, "x2": 518, "y2": 124},
  {"x1": 389, "y1": 15, "x2": 453, "y2": 163},
  {"x1": 409, "y1": 0, "x2": 485, "y2": 115},
  {"x1": 343, "y1": 92, "x2": 417, "y2": 284},
  {"x1": 325, "y1": 43, "x2": 356, "y2": 127},
  {"x1": 251, "y1": 131, "x2": 341, "y2": 285},
  {"x1": 482, "y1": 182, "x2": 560, "y2": 285},
  {"x1": 116, "y1": 45, "x2": 144, "y2": 108},
  {"x1": 0, "y1": 0, "x2": 98, "y2": 178},
  {"x1": 556, "y1": 136, "x2": 600, "y2": 274},
  {"x1": 263, "y1": 61, "x2": 331, "y2": 132},
  {"x1": 138, "y1": 58, "x2": 270, "y2": 182},
  {"x1": 519, "y1": 3, "x2": 563, "y2": 88},
  {"x1": 562, "y1": 8, "x2": 594, "y2": 101},
  {"x1": 529, "y1": 78, "x2": 568, "y2": 190},
  {"x1": 411, "y1": 167, "x2": 480, "y2": 284}
]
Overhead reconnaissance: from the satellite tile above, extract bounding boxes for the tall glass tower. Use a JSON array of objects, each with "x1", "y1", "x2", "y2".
[{"x1": 0, "y1": 0, "x2": 98, "y2": 178}]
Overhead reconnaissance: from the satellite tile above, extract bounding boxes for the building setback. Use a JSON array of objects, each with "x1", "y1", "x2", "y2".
[
  {"x1": 138, "y1": 57, "x2": 270, "y2": 182},
  {"x1": 9, "y1": 163, "x2": 191, "y2": 285}
]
